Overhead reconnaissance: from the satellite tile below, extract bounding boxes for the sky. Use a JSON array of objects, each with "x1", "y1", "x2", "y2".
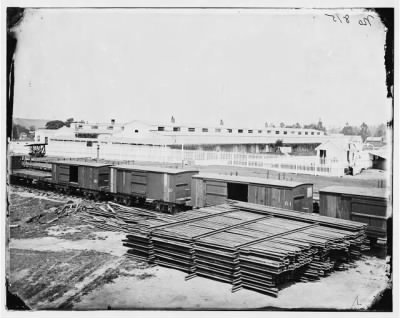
[{"x1": 12, "y1": 8, "x2": 391, "y2": 128}]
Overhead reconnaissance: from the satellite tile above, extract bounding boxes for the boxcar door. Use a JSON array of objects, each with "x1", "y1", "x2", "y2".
[
  {"x1": 255, "y1": 186, "x2": 266, "y2": 205},
  {"x1": 293, "y1": 196, "x2": 304, "y2": 212},
  {"x1": 283, "y1": 189, "x2": 292, "y2": 210},
  {"x1": 116, "y1": 170, "x2": 124, "y2": 194},
  {"x1": 271, "y1": 188, "x2": 281, "y2": 208},
  {"x1": 326, "y1": 195, "x2": 338, "y2": 218},
  {"x1": 338, "y1": 195, "x2": 351, "y2": 220},
  {"x1": 131, "y1": 171, "x2": 147, "y2": 196},
  {"x1": 205, "y1": 181, "x2": 227, "y2": 206}
]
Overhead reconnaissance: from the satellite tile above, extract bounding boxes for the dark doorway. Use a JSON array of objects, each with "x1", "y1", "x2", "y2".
[
  {"x1": 227, "y1": 183, "x2": 248, "y2": 202},
  {"x1": 69, "y1": 166, "x2": 78, "y2": 183}
]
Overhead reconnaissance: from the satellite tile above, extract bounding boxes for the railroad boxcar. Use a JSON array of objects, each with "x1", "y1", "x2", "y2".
[
  {"x1": 191, "y1": 173, "x2": 313, "y2": 212},
  {"x1": 9, "y1": 154, "x2": 24, "y2": 170},
  {"x1": 51, "y1": 160, "x2": 112, "y2": 196},
  {"x1": 319, "y1": 186, "x2": 390, "y2": 242},
  {"x1": 110, "y1": 164, "x2": 199, "y2": 211}
]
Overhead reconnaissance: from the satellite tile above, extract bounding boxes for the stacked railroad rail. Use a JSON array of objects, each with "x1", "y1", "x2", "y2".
[{"x1": 123, "y1": 202, "x2": 370, "y2": 297}]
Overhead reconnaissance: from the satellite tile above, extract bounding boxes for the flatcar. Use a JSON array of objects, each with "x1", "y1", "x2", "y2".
[
  {"x1": 191, "y1": 173, "x2": 313, "y2": 212},
  {"x1": 319, "y1": 186, "x2": 390, "y2": 242}
]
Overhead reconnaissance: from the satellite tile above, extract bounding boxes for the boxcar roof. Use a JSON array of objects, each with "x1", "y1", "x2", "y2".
[
  {"x1": 319, "y1": 186, "x2": 389, "y2": 199},
  {"x1": 112, "y1": 164, "x2": 199, "y2": 174},
  {"x1": 192, "y1": 173, "x2": 312, "y2": 188},
  {"x1": 51, "y1": 160, "x2": 111, "y2": 168}
]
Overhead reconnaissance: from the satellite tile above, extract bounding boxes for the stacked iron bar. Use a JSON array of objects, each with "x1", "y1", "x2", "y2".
[
  {"x1": 125, "y1": 202, "x2": 369, "y2": 297},
  {"x1": 124, "y1": 205, "x2": 229, "y2": 262}
]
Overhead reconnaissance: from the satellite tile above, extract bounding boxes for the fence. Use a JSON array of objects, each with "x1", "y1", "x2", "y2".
[{"x1": 9, "y1": 140, "x2": 349, "y2": 177}]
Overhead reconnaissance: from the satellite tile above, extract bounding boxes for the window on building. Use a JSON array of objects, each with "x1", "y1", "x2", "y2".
[
  {"x1": 311, "y1": 132, "x2": 314, "y2": 135},
  {"x1": 173, "y1": 127, "x2": 181, "y2": 132},
  {"x1": 134, "y1": 130, "x2": 139, "y2": 133},
  {"x1": 267, "y1": 130, "x2": 271, "y2": 134},
  {"x1": 283, "y1": 131, "x2": 288, "y2": 135},
  {"x1": 45, "y1": 137, "x2": 48, "y2": 144},
  {"x1": 227, "y1": 129, "x2": 233, "y2": 133},
  {"x1": 317, "y1": 132, "x2": 320, "y2": 135},
  {"x1": 107, "y1": 126, "x2": 114, "y2": 130},
  {"x1": 298, "y1": 132, "x2": 302, "y2": 135},
  {"x1": 91, "y1": 125, "x2": 98, "y2": 129},
  {"x1": 248, "y1": 130, "x2": 253, "y2": 133},
  {"x1": 215, "y1": 128, "x2": 221, "y2": 133},
  {"x1": 188, "y1": 128, "x2": 195, "y2": 132},
  {"x1": 258, "y1": 130, "x2": 262, "y2": 133},
  {"x1": 238, "y1": 129, "x2": 243, "y2": 133},
  {"x1": 275, "y1": 131, "x2": 280, "y2": 134},
  {"x1": 157, "y1": 126, "x2": 165, "y2": 131},
  {"x1": 291, "y1": 131, "x2": 295, "y2": 134},
  {"x1": 202, "y1": 128, "x2": 208, "y2": 132},
  {"x1": 78, "y1": 125, "x2": 83, "y2": 128},
  {"x1": 305, "y1": 132, "x2": 309, "y2": 135}
]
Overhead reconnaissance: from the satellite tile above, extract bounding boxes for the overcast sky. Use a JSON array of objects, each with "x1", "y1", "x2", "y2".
[{"x1": 12, "y1": 8, "x2": 391, "y2": 128}]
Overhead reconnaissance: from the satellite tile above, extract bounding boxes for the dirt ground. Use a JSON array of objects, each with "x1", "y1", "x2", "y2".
[{"x1": 6, "y1": 186, "x2": 391, "y2": 311}]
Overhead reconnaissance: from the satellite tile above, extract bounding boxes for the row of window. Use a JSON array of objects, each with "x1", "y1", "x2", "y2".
[
  {"x1": 157, "y1": 126, "x2": 321, "y2": 136},
  {"x1": 77, "y1": 125, "x2": 119, "y2": 130}
]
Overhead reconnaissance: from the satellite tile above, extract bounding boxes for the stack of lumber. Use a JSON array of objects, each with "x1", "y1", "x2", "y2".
[{"x1": 124, "y1": 203, "x2": 369, "y2": 297}]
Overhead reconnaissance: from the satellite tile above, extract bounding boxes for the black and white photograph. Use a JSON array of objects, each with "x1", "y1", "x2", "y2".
[{"x1": 1, "y1": 0, "x2": 398, "y2": 315}]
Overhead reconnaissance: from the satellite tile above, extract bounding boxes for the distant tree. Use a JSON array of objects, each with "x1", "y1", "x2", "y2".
[
  {"x1": 295, "y1": 122, "x2": 301, "y2": 128},
  {"x1": 12, "y1": 123, "x2": 29, "y2": 140},
  {"x1": 29, "y1": 125, "x2": 35, "y2": 131},
  {"x1": 64, "y1": 118, "x2": 74, "y2": 127},
  {"x1": 171, "y1": 116, "x2": 175, "y2": 124},
  {"x1": 274, "y1": 139, "x2": 283, "y2": 153},
  {"x1": 360, "y1": 122, "x2": 370, "y2": 142},
  {"x1": 317, "y1": 119, "x2": 326, "y2": 133},
  {"x1": 341, "y1": 123, "x2": 354, "y2": 135},
  {"x1": 220, "y1": 119, "x2": 224, "y2": 126},
  {"x1": 374, "y1": 123, "x2": 386, "y2": 138},
  {"x1": 45, "y1": 120, "x2": 65, "y2": 130},
  {"x1": 280, "y1": 122, "x2": 285, "y2": 128},
  {"x1": 264, "y1": 122, "x2": 268, "y2": 128}
]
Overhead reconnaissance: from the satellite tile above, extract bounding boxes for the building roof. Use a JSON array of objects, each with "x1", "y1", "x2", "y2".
[
  {"x1": 366, "y1": 137, "x2": 384, "y2": 142},
  {"x1": 192, "y1": 173, "x2": 312, "y2": 188},
  {"x1": 315, "y1": 139, "x2": 348, "y2": 152},
  {"x1": 368, "y1": 149, "x2": 389, "y2": 160},
  {"x1": 319, "y1": 186, "x2": 389, "y2": 199},
  {"x1": 50, "y1": 160, "x2": 112, "y2": 167},
  {"x1": 112, "y1": 164, "x2": 199, "y2": 174}
]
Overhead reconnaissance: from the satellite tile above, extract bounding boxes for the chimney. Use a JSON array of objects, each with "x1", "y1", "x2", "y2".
[{"x1": 111, "y1": 119, "x2": 115, "y2": 125}]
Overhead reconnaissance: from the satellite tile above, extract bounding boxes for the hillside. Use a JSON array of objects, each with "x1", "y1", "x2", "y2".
[{"x1": 13, "y1": 118, "x2": 50, "y2": 130}]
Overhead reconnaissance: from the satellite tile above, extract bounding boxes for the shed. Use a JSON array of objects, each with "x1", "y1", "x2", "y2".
[
  {"x1": 319, "y1": 186, "x2": 390, "y2": 239},
  {"x1": 191, "y1": 173, "x2": 313, "y2": 212},
  {"x1": 368, "y1": 149, "x2": 388, "y2": 170},
  {"x1": 51, "y1": 160, "x2": 111, "y2": 191},
  {"x1": 110, "y1": 165, "x2": 198, "y2": 204}
]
